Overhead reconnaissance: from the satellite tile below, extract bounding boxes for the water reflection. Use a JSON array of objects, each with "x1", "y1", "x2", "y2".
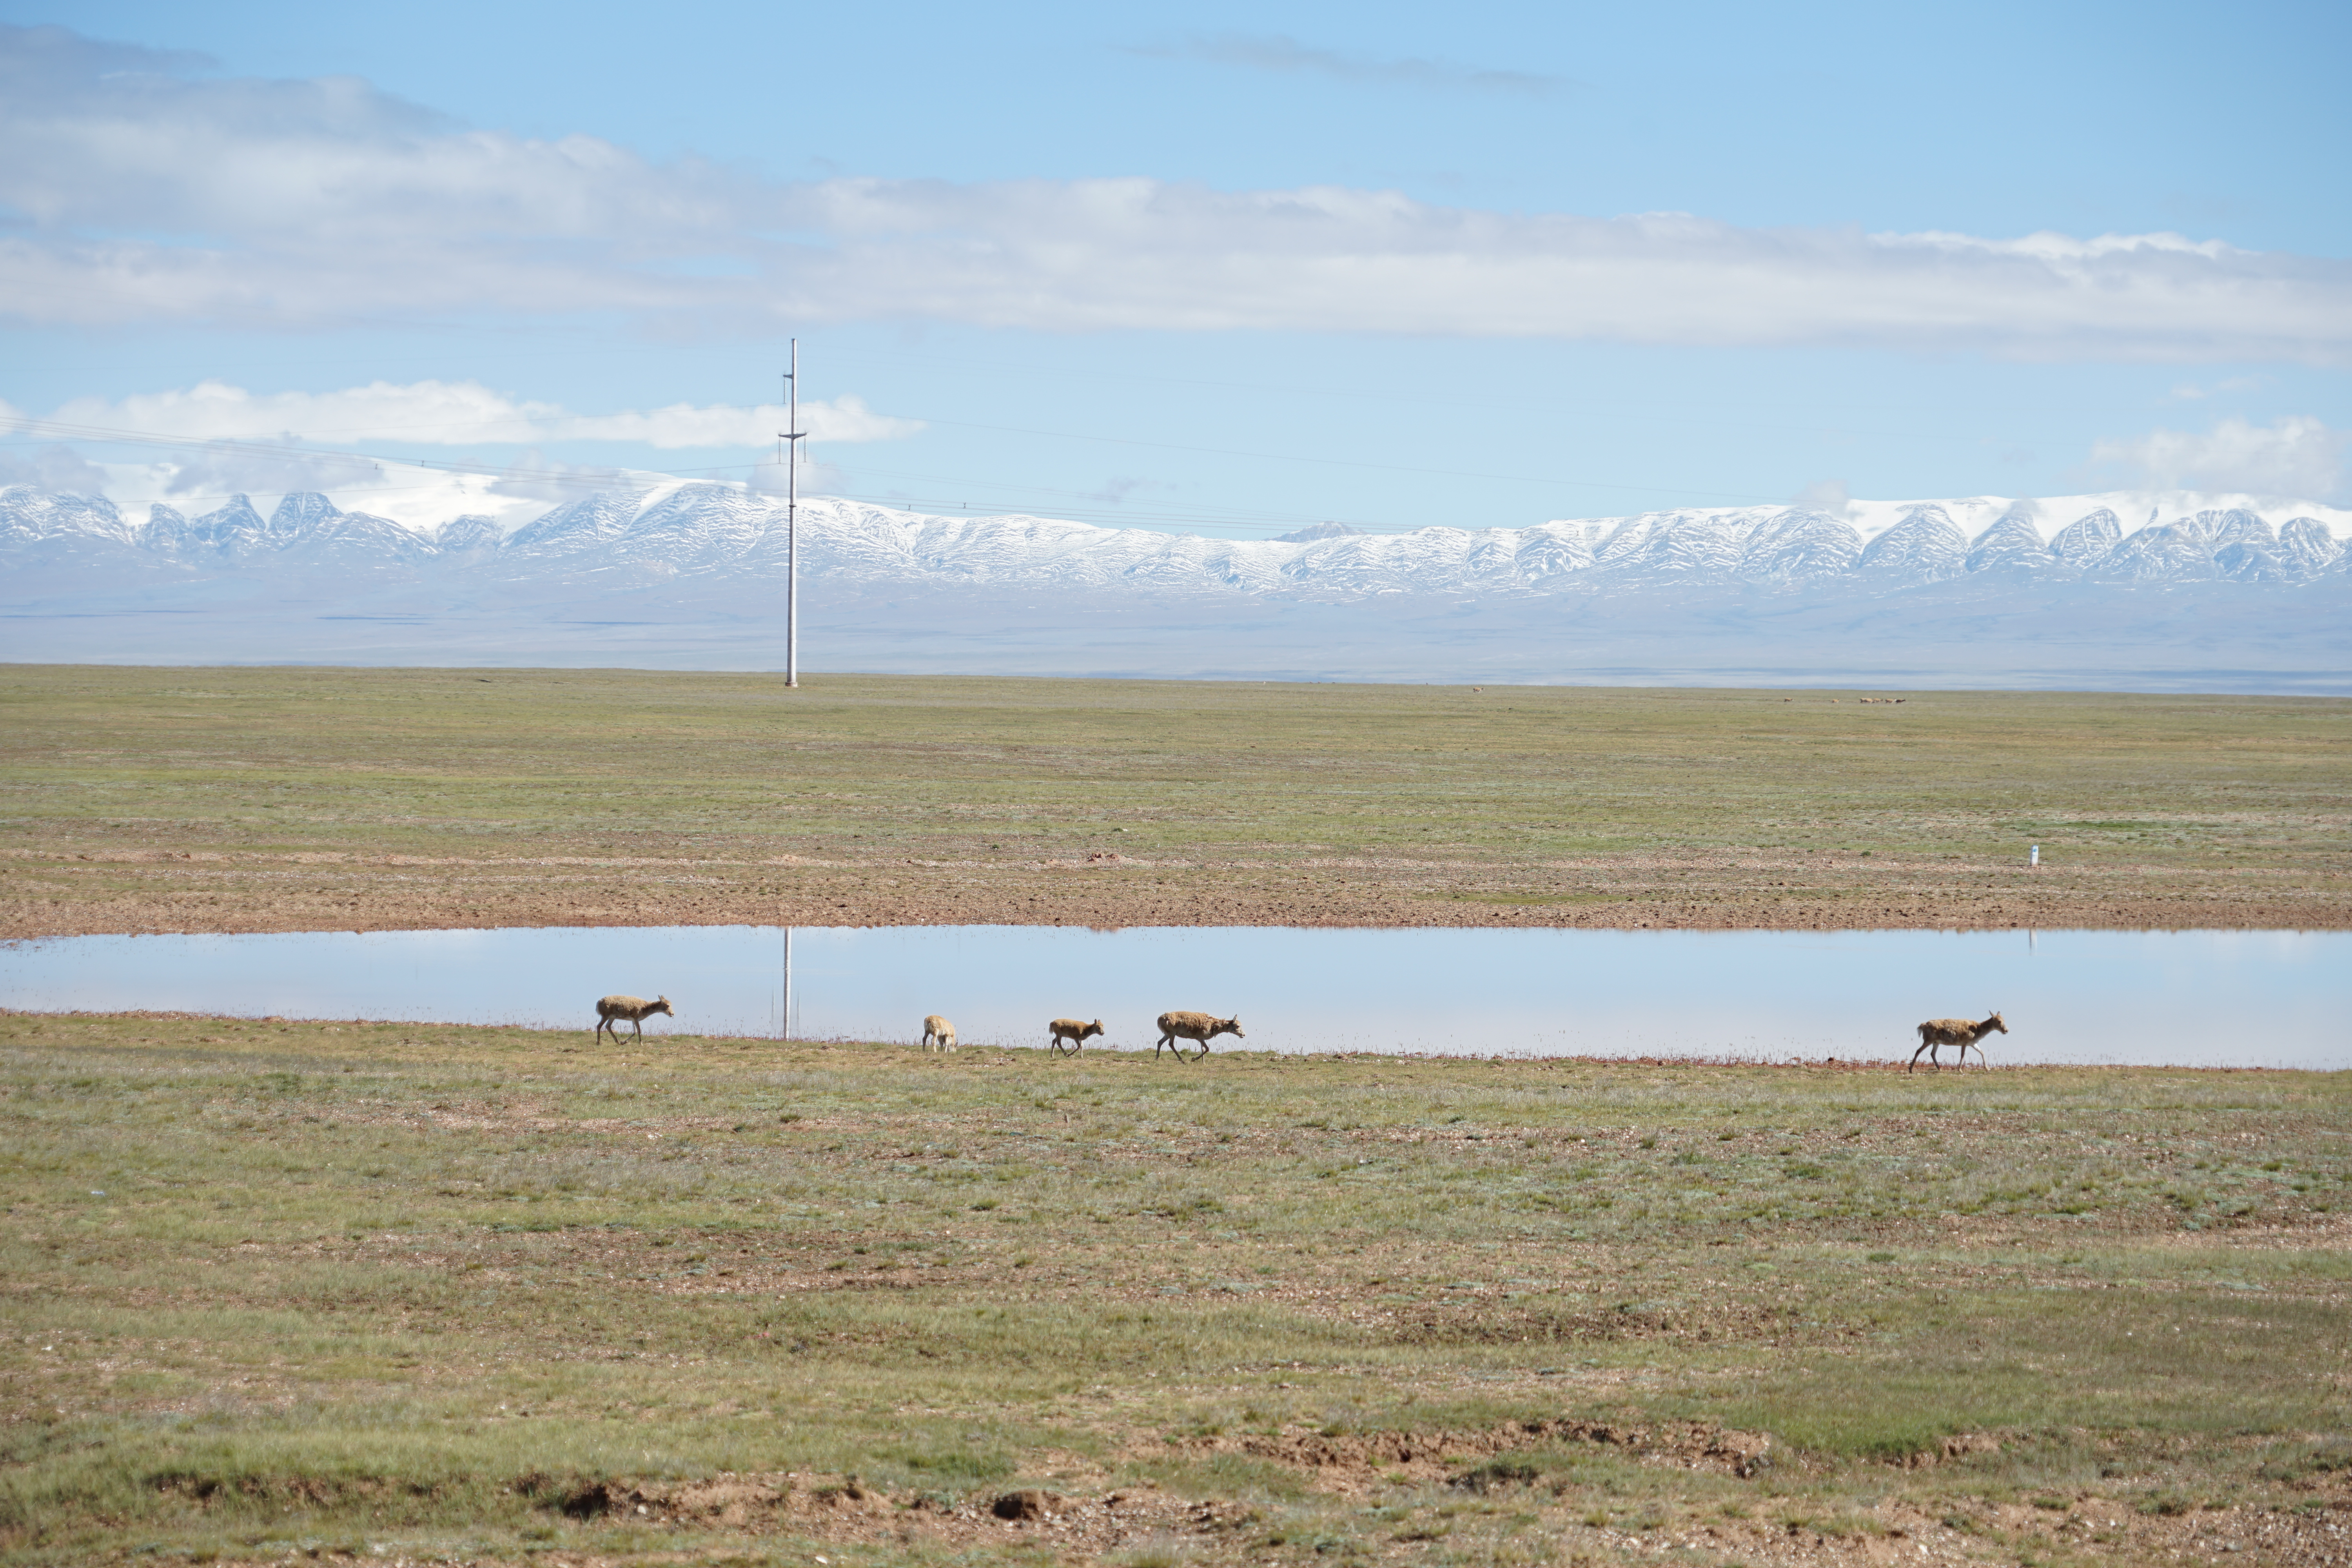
[{"x1": 1, "y1": 925, "x2": 2342, "y2": 1069}]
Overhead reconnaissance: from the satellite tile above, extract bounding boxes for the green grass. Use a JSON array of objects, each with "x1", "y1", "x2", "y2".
[
  {"x1": 2, "y1": 1013, "x2": 2346, "y2": 1564},
  {"x1": 3, "y1": 666, "x2": 2348, "y2": 934}
]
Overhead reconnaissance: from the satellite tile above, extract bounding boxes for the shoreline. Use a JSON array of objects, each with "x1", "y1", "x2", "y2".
[{"x1": 2, "y1": 1010, "x2": 2336, "y2": 1072}]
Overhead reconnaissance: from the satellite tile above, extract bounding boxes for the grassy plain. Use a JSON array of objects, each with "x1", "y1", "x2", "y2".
[
  {"x1": 3, "y1": 665, "x2": 2348, "y2": 936},
  {"x1": 2, "y1": 1014, "x2": 2348, "y2": 1566}
]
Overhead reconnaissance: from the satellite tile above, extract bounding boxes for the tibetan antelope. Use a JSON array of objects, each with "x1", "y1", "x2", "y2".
[
  {"x1": 1909, "y1": 1010, "x2": 2006, "y2": 1072},
  {"x1": 595, "y1": 994, "x2": 673, "y2": 1042},
  {"x1": 1155, "y1": 1011, "x2": 1243, "y2": 1062}
]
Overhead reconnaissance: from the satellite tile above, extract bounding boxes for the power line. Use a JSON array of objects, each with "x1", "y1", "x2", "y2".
[
  {"x1": 1, "y1": 404, "x2": 1780, "y2": 530},
  {"x1": 5, "y1": 396, "x2": 1780, "y2": 506}
]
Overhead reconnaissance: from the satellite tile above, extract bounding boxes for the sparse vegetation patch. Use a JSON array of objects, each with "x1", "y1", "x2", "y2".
[
  {"x1": 4, "y1": 667, "x2": 2346, "y2": 936},
  {"x1": 0, "y1": 1012, "x2": 2345, "y2": 1564}
]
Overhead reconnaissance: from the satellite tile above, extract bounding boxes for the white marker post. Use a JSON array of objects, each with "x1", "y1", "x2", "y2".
[{"x1": 2030, "y1": 844, "x2": 2040, "y2": 868}]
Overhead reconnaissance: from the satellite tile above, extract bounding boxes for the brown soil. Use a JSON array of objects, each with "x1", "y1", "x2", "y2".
[
  {"x1": 174, "y1": 1458, "x2": 2352, "y2": 1568},
  {"x1": 1161, "y1": 1415, "x2": 1780, "y2": 1486},
  {"x1": 7, "y1": 844, "x2": 2343, "y2": 939},
  {"x1": 530, "y1": 1470, "x2": 1258, "y2": 1554}
]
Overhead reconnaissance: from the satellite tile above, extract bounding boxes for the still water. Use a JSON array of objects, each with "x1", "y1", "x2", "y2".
[{"x1": 2, "y1": 925, "x2": 2343, "y2": 1069}]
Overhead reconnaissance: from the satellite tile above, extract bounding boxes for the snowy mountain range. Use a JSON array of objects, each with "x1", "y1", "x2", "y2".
[
  {"x1": 4, "y1": 482, "x2": 2348, "y2": 691},
  {"x1": 5, "y1": 481, "x2": 2346, "y2": 595}
]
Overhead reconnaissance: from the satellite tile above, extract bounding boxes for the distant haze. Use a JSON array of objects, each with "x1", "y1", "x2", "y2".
[{"x1": 4, "y1": 481, "x2": 2347, "y2": 693}]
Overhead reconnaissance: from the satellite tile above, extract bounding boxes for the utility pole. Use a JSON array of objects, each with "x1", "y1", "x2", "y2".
[{"x1": 778, "y1": 339, "x2": 806, "y2": 687}]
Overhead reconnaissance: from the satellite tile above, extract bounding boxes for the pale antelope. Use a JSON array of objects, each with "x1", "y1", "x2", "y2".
[
  {"x1": 1909, "y1": 1010, "x2": 2006, "y2": 1072},
  {"x1": 595, "y1": 994, "x2": 673, "y2": 1043},
  {"x1": 1155, "y1": 1011, "x2": 1243, "y2": 1062}
]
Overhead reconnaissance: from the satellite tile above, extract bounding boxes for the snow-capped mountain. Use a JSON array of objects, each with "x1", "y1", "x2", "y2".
[
  {"x1": 3, "y1": 482, "x2": 2347, "y2": 691},
  {"x1": 8, "y1": 482, "x2": 2337, "y2": 597}
]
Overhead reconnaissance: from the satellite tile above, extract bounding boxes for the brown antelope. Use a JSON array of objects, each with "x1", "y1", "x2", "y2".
[
  {"x1": 1908, "y1": 1010, "x2": 2006, "y2": 1072},
  {"x1": 1048, "y1": 1018, "x2": 1103, "y2": 1056},
  {"x1": 1155, "y1": 1010, "x2": 1243, "y2": 1062},
  {"x1": 595, "y1": 994, "x2": 673, "y2": 1042},
  {"x1": 921, "y1": 1014, "x2": 958, "y2": 1051}
]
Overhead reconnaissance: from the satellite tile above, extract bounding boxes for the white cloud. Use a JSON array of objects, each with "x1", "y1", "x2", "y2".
[
  {"x1": 0, "y1": 441, "x2": 112, "y2": 494},
  {"x1": 155, "y1": 445, "x2": 387, "y2": 502},
  {"x1": 2089, "y1": 416, "x2": 2348, "y2": 500},
  {"x1": 482, "y1": 452, "x2": 640, "y2": 503},
  {"x1": 26, "y1": 379, "x2": 920, "y2": 449},
  {"x1": 4, "y1": 25, "x2": 2351, "y2": 361}
]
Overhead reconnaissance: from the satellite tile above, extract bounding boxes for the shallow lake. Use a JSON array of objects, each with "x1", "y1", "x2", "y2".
[{"x1": 2, "y1": 925, "x2": 2344, "y2": 1069}]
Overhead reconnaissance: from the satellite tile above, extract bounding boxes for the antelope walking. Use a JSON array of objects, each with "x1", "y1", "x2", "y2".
[
  {"x1": 1048, "y1": 1018, "x2": 1104, "y2": 1056},
  {"x1": 595, "y1": 994, "x2": 673, "y2": 1043},
  {"x1": 1155, "y1": 1011, "x2": 1243, "y2": 1062},
  {"x1": 1908, "y1": 1010, "x2": 2006, "y2": 1072}
]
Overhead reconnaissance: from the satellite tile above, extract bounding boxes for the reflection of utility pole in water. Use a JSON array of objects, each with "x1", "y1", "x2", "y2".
[{"x1": 782, "y1": 927, "x2": 793, "y2": 1042}]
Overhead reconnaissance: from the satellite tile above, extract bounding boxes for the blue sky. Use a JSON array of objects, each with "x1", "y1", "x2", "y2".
[{"x1": 2, "y1": 0, "x2": 2347, "y2": 535}]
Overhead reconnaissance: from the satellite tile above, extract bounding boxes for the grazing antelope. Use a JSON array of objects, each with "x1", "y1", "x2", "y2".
[
  {"x1": 1909, "y1": 1010, "x2": 2007, "y2": 1072},
  {"x1": 921, "y1": 1014, "x2": 958, "y2": 1052},
  {"x1": 1048, "y1": 1018, "x2": 1104, "y2": 1056},
  {"x1": 595, "y1": 994, "x2": 673, "y2": 1043},
  {"x1": 1155, "y1": 1010, "x2": 1243, "y2": 1062}
]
